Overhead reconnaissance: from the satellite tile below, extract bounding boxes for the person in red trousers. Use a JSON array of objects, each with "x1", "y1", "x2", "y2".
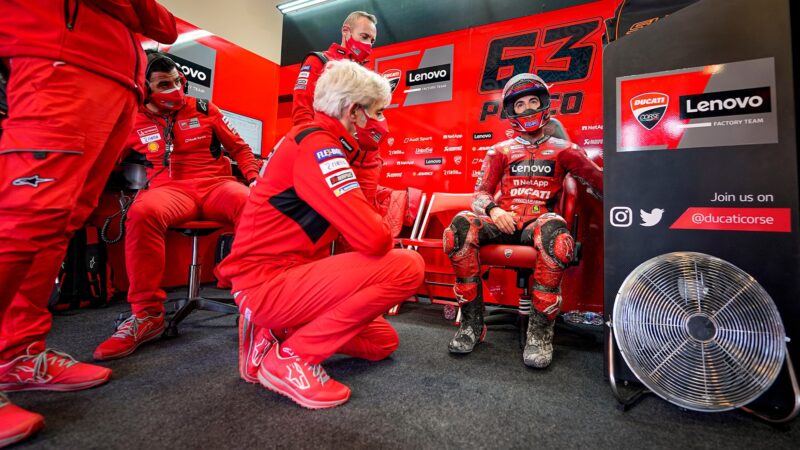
[
  {"x1": 93, "y1": 51, "x2": 261, "y2": 361},
  {"x1": 217, "y1": 60, "x2": 424, "y2": 410},
  {"x1": 0, "y1": 1, "x2": 176, "y2": 446}
]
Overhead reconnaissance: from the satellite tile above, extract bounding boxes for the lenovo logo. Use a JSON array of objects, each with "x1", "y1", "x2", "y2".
[
  {"x1": 680, "y1": 87, "x2": 771, "y2": 119},
  {"x1": 509, "y1": 160, "x2": 555, "y2": 176},
  {"x1": 406, "y1": 64, "x2": 451, "y2": 87}
]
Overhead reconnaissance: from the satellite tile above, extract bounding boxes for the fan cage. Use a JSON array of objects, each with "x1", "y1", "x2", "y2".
[{"x1": 613, "y1": 252, "x2": 786, "y2": 412}]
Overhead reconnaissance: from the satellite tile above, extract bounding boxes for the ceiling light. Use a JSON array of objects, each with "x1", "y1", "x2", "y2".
[{"x1": 277, "y1": 0, "x2": 335, "y2": 14}]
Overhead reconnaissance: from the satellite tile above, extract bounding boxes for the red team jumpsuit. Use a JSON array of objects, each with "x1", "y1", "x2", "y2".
[
  {"x1": 445, "y1": 134, "x2": 603, "y2": 319},
  {"x1": 292, "y1": 43, "x2": 361, "y2": 126},
  {"x1": 124, "y1": 96, "x2": 261, "y2": 315},
  {"x1": 0, "y1": 0, "x2": 177, "y2": 361},
  {"x1": 217, "y1": 112, "x2": 424, "y2": 365}
]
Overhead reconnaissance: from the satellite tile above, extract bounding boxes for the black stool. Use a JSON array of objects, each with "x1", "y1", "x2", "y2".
[{"x1": 163, "y1": 220, "x2": 238, "y2": 337}]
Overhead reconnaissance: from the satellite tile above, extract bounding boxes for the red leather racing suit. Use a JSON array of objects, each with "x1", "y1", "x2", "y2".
[
  {"x1": 443, "y1": 134, "x2": 603, "y2": 319},
  {"x1": 217, "y1": 112, "x2": 424, "y2": 364},
  {"x1": 123, "y1": 96, "x2": 261, "y2": 314}
]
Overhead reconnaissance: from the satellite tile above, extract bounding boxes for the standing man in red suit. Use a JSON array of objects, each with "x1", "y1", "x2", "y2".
[
  {"x1": 93, "y1": 51, "x2": 261, "y2": 361},
  {"x1": 217, "y1": 60, "x2": 424, "y2": 410},
  {"x1": 292, "y1": 11, "x2": 378, "y2": 127},
  {"x1": 0, "y1": 0, "x2": 177, "y2": 445},
  {"x1": 444, "y1": 74, "x2": 603, "y2": 368}
]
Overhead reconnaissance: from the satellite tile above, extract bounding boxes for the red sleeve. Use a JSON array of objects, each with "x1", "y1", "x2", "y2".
[
  {"x1": 294, "y1": 136, "x2": 393, "y2": 255},
  {"x1": 207, "y1": 103, "x2": 261, "y2": 182},
  {"x1": 85, "y1": 0, "x2": 178, "y2": 44},
  {"x1": 472, "y1": 146, "x2": 505, "y2": 215},
  {"x1": 557, "y1": 144, "x2": 604, "y2": 196},
  {"x1": 291, "y1": 56, "x2": 325, "y2": 127}
]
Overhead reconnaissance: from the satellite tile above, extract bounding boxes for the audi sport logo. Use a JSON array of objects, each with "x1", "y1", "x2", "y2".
[
  {"x1": 630, "y1": 92, "x2": 669, "y2": 130},
  {"x1": 382, "y1": 69, "x2": 402, "y2": 93}
]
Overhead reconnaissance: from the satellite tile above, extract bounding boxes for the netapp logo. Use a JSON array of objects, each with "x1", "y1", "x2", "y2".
[
  {"x1": 425, "y1": 158, "x2": 444, "y2": 165},
  {"x1": 169, "y1": 54, "x2": 212, "y2": 88},
  {"x1": 509, "y1": 160, "x2": 555, "y2": 176},
  {"x1": 396, "y1": 160, "x2": 415, "y2": 166},
  {"x1": 406, "y1": 64, "x2": 451, "y2": 87},
  {"x1": 680, "y1": 87, "x2": 771, "y2": 119},
  {"x1": 473, "y1": 132, "x2": 493, "y2": 141}
]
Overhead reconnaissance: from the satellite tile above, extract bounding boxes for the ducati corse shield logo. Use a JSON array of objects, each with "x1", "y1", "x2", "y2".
[
  {"x1": 630, "y1": 92, "x2": 669, "y2": 130},
  {"x1": 382, "y1": 69, "x2": 402, "y2": 93}
]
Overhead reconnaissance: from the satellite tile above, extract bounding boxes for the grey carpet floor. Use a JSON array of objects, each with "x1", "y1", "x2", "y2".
[{"x1": 7, "y1": 292, "x2": 799, "y2": 449}]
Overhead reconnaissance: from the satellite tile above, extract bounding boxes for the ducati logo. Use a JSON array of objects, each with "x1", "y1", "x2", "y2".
[
  {"x1": 504, "y1": 249, "x2": 513, "y2": 258},
  {"x1": 381, "y1": 69, "x2": 402, "y2": 93},
  {"x1": 12, "y1": 175, "x2": 56, "y2": 187},
  {"x1": 505, "y1": 129, "x2": 515, "y2": 138},
  {"x1": 454, "y1": 156, "x2": 462, "y2": 165},
  {"x1": 387, "y1": 137, "x2": 395, "y2": 146},
  {"x1": 631, "y1": 92, "x2": 669, "y2": 130}
]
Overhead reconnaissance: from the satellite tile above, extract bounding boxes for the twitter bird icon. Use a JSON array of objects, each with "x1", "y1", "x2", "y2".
[{"x1": 640, "y1": 208, "x2": 665, "y2": 226}]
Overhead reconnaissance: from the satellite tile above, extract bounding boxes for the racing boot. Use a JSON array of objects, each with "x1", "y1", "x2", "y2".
[
  {"x1": 448, "y1": 296, "x2": 486, "y2": 354},
  {"x1": 523, "y1": 309, "x2": 555, "y2": 368}
]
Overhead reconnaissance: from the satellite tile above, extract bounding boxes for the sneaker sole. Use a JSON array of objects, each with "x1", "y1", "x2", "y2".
[
  {"x1": 0, "y1": 371, "x2": 111, "y2": 392},
  {"x1": 257, "y1": 369, "x2": 349, "y2": 410},
  {"x1": 0, "y1": 418, "x2": 44, "y2": 447},
  {"x1": 93, "y1": 324, "x2": 166, "y2": 361}
]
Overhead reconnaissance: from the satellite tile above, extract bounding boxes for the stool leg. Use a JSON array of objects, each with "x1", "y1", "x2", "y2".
[
  {"x1": 165, "y1": 234, "x2": 202, "y2": 337},
  {"x1": 188, "y1": 234, "x2": 201, "y2": 300}
]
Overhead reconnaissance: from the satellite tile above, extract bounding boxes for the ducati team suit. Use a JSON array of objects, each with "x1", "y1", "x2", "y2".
[
  {"x1": 291, "y1": 44, "x2": 421, "y2": 236},
  {"x1": 292, "y1": 43, "x2": 362, "y2": 127},
  {"x1": 0, "y1": 0, "x2": 177, "y2": 377},
  {"x1": 123, "y1": 96, "x2": 261, "y2": 316},
  {"x1": 444, "y1": 134, "x2": 603, "y2": 352},
  {"x1": 216, "y1": 112, "x2": 424, "y2": 385}
]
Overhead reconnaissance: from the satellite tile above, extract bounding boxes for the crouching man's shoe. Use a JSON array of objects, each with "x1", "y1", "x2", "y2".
[
  {"x1": 93, "y1": 313, "x2": 165, "y2": 361},
  {"x1": 239, "y1": 315, "x2": 282, "y2": 384},
  {"x1": 257, "y1": 343, "x2": 350, "y2": 409},
  {"x1": 523, "y1": 310, "x2": 556, "y2": 368},
  {"x1": 0, "y1": 346, "x2": 111, "y2": 392},
  {"x1": 0, "y1": 393, "x2": 44, "y2": 448}
]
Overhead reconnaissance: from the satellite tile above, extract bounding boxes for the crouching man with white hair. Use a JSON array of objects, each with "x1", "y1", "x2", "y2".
[{"x1": 215, "y1": 60, "x2": 424, "y2": 409}]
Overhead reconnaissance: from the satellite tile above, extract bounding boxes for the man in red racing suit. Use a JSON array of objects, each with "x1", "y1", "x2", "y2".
[
  {"x1": 93, "y1": 52, "x2": 261, "y2": 361},
  {"x1": 444, "y1": 73, "x2": 602, "y2": 369},
  {"x1": 0, "y1": 1, "x2": 177, "y2": 444},
  {"x1": 217, "y1": 60, "x2": 424, "y2": 409}
]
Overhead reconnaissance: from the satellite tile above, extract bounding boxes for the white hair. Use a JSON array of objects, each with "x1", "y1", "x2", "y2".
[
  {"x1": 343, "y1": 11, "x2": 377, "y2": 27},
  {"x1": 313, "y1": 60, "x2": 391, "y2": 119}
]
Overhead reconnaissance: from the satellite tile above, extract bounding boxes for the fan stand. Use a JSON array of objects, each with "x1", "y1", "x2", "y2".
[{"x1": 606, "y1": 318, "x2": 800, "y2": 423}]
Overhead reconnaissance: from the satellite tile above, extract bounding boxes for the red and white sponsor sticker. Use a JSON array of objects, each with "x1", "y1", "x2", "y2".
[
  {"x1": 137, "y1": 125, "x2": 161, "y2": 144},
  {"x1": 670, "y1": 207, "x2": 791, "y2": 232}
]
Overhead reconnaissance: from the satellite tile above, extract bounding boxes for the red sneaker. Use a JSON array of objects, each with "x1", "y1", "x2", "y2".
[
  {"x1": 0, "y1": 347, "x2": 111, "y2": 392},
  {"x1": 257, "y1": 343, "x2": 350, "y2": 409},
  {"x1": 0, "y1": 393, "x2": 44, "y2": 447},
  {"x1": 239, "y1": 316, "x2": 278, "y2": 384},
  {"x1": 93, "y1": 313, "x2": 165, "y2": 361}
]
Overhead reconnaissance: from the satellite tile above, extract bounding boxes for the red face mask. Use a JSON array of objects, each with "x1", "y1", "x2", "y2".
[
  {"x1": 355, "y1": 107, "x2": 389, "y2": 152},
  {"x1": 346, "y1": 36, "x2": 373, "y2": 63},
  {"x1": 149, "y1": 87, "x2": 185, "y2": 112}
]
